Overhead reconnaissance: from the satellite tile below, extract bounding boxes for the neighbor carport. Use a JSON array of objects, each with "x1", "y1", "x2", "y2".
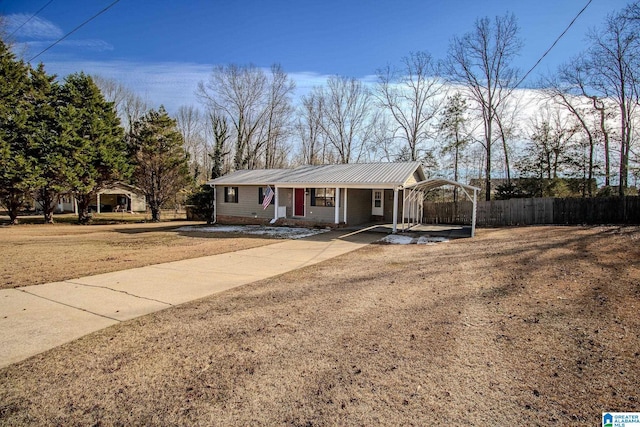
[{"x1": 401, "y1": 178, "x2": 479, "y2": 237}]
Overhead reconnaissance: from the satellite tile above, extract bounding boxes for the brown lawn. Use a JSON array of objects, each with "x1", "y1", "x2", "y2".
[
  {"x1": 0, "y1": 221, "x2": 277, "y2": 289},
  {"x1": 1, "y1": 225, "x2": 639, "y2": 426}
]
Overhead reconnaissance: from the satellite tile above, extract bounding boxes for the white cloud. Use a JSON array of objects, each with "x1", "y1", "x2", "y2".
[
  {"x1": 5, "y1": 14, "x2": 63, "y2": 39},
  {"x1": 43, "y1": 62, "x2": 346, "y2": 114},
  {"x1": 45, "y1": 60, "x2": 213, "y2": 113},
  {"x1": 41, "y1": 59, "x2": 552, "y2": 128},
  {"x1": 19, "y1": 39, "x2": 114, "y2": 53}
]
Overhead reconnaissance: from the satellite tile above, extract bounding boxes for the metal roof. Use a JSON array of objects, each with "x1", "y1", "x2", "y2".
[
  {"x1": 207, "y1": 169, "x2": 292, "y2": 185},
  {"x1": 208, "y1": 162, "x2": 425, "y2": 188},
  {"x1": 404, "y1": 178, "x2": 480, "y2": 193}
]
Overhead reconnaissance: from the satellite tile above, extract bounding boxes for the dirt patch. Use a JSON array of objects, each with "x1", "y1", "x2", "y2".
[
  {"x1": 1, "y1": 226, "x2": 639, "y2": 425},
  {"x1": 0, "y1": 222, "x2": 277, "y2": 289}
]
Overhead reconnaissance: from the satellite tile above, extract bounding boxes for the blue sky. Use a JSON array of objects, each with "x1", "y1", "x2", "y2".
[{"x1": 2, "y1": 0, "x2": 631, "y2": 113}]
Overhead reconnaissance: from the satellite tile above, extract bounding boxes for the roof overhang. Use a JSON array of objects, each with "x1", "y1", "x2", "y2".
[
  {"x1": 207, "y1": 162, "x2": 424, "y2": 189},
  {"x1": 211, "y1": 182, "x2": 405, "y2": 189}
]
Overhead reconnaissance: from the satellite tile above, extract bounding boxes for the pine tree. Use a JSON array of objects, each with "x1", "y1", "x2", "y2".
[
  {"x1": 28, "y1": 63, "x2": 64, "y2": 223},
  {"x1": 0, "y1": 40, "x2": 38, "y2": 224},
  {"x1": 438, "y1": 92, "x2": 469, "y2": 202},
  {"x1": 129, "y1": 106, "x2": 192, "y2": 222},
  {"x1": 58, "y1": 73, "x2": 129, "y2": 223}
]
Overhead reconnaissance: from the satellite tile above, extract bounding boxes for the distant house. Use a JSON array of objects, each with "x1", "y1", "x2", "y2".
[
  {"x1": 53, "y1": 182, "x2": 146, "y2": 214},
  {"x1": 207, "y1": 162, "x2": 479, "y2": 234}
]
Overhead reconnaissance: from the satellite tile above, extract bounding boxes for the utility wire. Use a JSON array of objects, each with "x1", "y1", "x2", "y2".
[
  {"x1": 28, "y1": 0, "x2": 120, "y2": 62},
  {"x1": 7, "y1": 0, "x2": 55, "y2": 38},
  {"x1": 513, "y1": 0, "x2": 593, "y2": 90}
]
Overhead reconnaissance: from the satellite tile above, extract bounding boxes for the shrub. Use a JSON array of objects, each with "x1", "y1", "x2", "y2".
[{"x1": 185, "y1": 185, "x2": 215, "y2": 224}]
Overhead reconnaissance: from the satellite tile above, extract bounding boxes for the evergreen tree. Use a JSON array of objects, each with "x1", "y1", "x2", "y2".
[
  {"x1": 129, "y1": 106, "x2": 192, "y2": 222},
  {"x1": 438, "y1": 92, "x2": 470, "y2": 202},
  {"x1": 58, "y1": 73, "x2": 129, "y2": 223},
  {"x1": 0, "y1": 40, "x2": 38, "y2": 224},
  {"x1": 28, "y1": 63, "x2": 64, "y2": 223},
  {"x1": 186, "y1": 184, "x2": 216, "y2": 224}
]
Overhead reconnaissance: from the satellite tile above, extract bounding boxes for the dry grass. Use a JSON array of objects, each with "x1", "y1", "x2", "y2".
[
  {"x1": 0, "y1": 221, "x2": 277, "y2": 289},
  {"x1": 1, "y1": 226, "x2": 639, "y2": 425}
]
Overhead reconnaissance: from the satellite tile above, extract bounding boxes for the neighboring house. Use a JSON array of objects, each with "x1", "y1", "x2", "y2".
[
  {"x1": 207, "y1": 162, "x2": 479, "y2": 234},
  {"x1": 52, "y1": 182, "x2": 146, "y2": 213}
]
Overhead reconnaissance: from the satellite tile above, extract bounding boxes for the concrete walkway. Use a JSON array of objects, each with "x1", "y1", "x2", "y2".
[{"x1": 0, "y1": 230, "x2": 379, "y2": 369}]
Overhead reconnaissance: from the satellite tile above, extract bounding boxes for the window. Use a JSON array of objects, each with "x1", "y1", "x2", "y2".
[
  {"x1": 374, "y1": 190, "x2": 382, "y2": 208},
  {"x1": 310, "y1": 188, "x2": 336, "y2": 207},
  {"x1": 258, "y1": 187, "x2": 274, "y2": 205},
  {"x1": 224, "y1": 186, "x2": 238, "y2": 203}
]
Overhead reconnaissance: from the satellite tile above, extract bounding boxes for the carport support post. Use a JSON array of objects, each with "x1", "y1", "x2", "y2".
[
  {"x1": 273, "y1": 186, "x2": 279, "y2": 222},
  {"x1": 343, "y1": 188, "x2": 348, "y2": 224},
  {"x1": 96, "y1": 193, "x2": 101, "y2": 214},
  {"x1": 471, "y1": 188, "x2": 477, "y2": 237},
  {"x1": 402, "y1": 190, "x2": 407, "y2": 231},
  {"x1": 392, "y1": 187, "x2": 399, "y2": 233},
  {"x1": 334, "y1": 187, "x2": 340, "y2": 224}
]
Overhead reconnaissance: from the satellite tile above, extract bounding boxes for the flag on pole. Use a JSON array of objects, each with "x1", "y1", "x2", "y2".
[{"x1": 262, "y1": 185, "x2": 274, "y2": 210}]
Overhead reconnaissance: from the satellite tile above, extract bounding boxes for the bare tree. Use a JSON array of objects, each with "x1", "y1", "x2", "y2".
[
  {"x1": 207, "y1": 111, "x2": 231, "y2": 179},
  {"x1": 261, "y1": 64, "x2": 295, "y2": 169},
  {"x1": 494, "y1": 93, "x2": 525, "y2": 184},
  {"x1": 519, "y1": 104, "x2": 579, "y2": 180},
  {"x1": 445, "y1": 13, "x2": 522, "y2": 200},
  {"x1": 542, "y1": 68, "x2": 609, "y2": 195},
  {"x1": 296, "y1": 92, "x2": 326, "y2": 165},
  {"x1": 368, "y1": 114, "x2": 397, "y2": 162},
  {"x1": 197, "y1": 64, "x2": 295, "y2": 170},
  {"x1": 313, "y1": 75, "x2": 376, "y2": 164},
  {"x1": 586, "y1": 5, "x2": 640, "y2": 195},
  {"x1": 376, "y1": 51, "x2": 445, "y2": 162},
  {"x1": 175, "y1": 105, "x2": 207, "y2": 182},
  {"x1": 93, "y1": 75, "x2": 148, "y2": 133}
]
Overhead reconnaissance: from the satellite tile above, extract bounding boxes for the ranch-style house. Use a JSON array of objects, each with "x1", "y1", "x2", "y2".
[{"x1": 207, "y1": 162, "x2": 479, "y2": 234}]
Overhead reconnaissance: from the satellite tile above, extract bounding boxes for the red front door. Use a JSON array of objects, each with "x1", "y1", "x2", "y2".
[{"x1": 294, "y1": 188, "x2": 305, "y2": 216}]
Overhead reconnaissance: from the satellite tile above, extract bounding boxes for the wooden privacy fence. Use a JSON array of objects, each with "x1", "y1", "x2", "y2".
[{"x1": 423, "y1": 196, "x2": 640, "y2": 226}]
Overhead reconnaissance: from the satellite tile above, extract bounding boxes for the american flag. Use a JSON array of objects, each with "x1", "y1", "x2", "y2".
[{"x1": 262, "y1": 186, "x2": 274, "y2": 209}]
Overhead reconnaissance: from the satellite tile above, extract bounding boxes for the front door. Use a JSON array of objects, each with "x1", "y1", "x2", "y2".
[
  {"x1": 372, "y1": 190, "x2": 384, "y2": 216},
  {"x1": 294, "y1": 188, "x2": 305, "y2": 216}
]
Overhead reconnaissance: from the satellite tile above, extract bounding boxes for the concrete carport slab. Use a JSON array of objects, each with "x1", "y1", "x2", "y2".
[{"x1": 0, "y1": 230, "x2": 379, "y2": 369}]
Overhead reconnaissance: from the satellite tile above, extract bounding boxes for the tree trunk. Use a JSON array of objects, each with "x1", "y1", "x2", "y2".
[
  {"x1": 3, "y1": 193, "x2": 22, "y2": 225},
  {"x1": 588, "y1": 136, "x2": 594, "y2": 198},
  {"x1": 38, "y1": 188, "x2": 57, "y2": 224},
  {"x1": 497, "y1": 123, "x2": 511, "y2": 185},
  {"x1": 593, "y1": 99, "x2": 610, "y2": 187},
  {"x1": 453, "y1": 144, "x2": 459, "y2": 204},
  {"x1": 485, "y1": 120, "x2": 492, "y2": 202},
  {"x1": 150, "y1": 200, "x2": 161, "y2": 222},
  {"x1": 76, "y1": 194, "x2": 92, "y2": 224},
  {"x1": 43, "y1": 206, "x2": 54, "y2": 224},
  {"x1": 619, "y1": 99, "x2": 630, "y2": 196}
]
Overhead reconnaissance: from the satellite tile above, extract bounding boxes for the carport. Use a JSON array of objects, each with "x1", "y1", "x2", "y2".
[{"x1": 401, "y1": 178, "x2": 479, "y2": 237}]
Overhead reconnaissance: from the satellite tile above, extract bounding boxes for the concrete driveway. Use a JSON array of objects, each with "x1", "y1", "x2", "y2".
[{"x1": 0, "y1": 229, "x2": 379, "y2": 369}]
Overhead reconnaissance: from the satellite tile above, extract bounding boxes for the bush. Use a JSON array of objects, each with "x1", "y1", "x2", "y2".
[
  {"x1": 495, "y1": 182, "x2": 527, "y2": 200},
  {"x1": 185, "y1": 185, "x2": 215, "y2": 224}
]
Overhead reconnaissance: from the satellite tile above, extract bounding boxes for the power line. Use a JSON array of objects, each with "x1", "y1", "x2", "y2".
[
  {"x1": 7, "y1": 0, "x2": 55, "y2": 38},
  {"x1": 513, "y1": 0, "x2": 593, "y2": 90},
  {"x1": 28, "y1": 0, "x2": 120, "y2": 62}
]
